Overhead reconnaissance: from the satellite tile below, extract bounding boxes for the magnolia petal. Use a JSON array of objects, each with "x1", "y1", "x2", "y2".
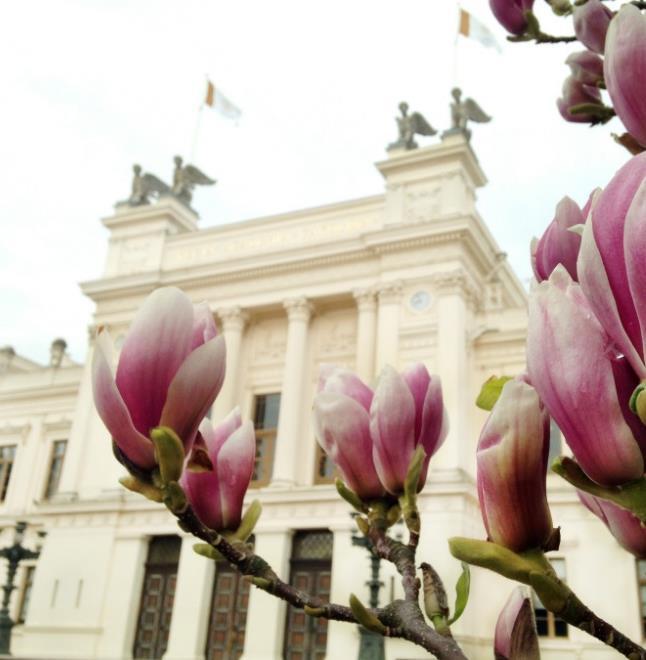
[
  {"x1": 625, "y1": 180, "x2": 646, "y2": 368},
  {"x1": 418, "y1": 377, "x2": 448, "y2": 485},
  {"x1": 370, "y1": 366, "x2": 416, "y2": 495},
  {"x1": 203, "y1": 407, "x2": 242, "y2": 463},
  {"x1": 92, "y1": 332, "x2": 155, "y2": 469},
  {"x1": 573, "y1": 0, "x2": 612, "y2": 54},
  {"x1": 477, "y1": 379, "x2": 552, "y2": 552},
  {"x1": 115, "y1": 287, "x2": 194, "y2": 437},
  {"x1": 217, "y1": 421, "x2": 256, "y2": 530},
  {"x1": 160, "y1": 335, "x2": 226, "y2": 453},
  {"x1": 402, "y1": 363, "x2": 431, "y2": 439},
  {"x1": 313, "y1": 391, "x2": 384, "y2": 499},
  {"x1": 318, "y1": 365, "x2": 373, "y2": 412},
  {"x1": 191, "y1": 302, "x2": 218, "y2": 350},
  {"x1": 605, "y1": 6, "x2": 646, "y2": 147},
  {"x1": 527, "y1": 267, "x2": 645, "y2": 485},
  {"x1": 180, "y1": 464, "x2": 223, "y2": 530},
  {"x1": 495, "y1": 588, "x2": 540, "y2": 660},
  {"x1": 578, "y1": 218, "x2": 646, "y2": 378}
]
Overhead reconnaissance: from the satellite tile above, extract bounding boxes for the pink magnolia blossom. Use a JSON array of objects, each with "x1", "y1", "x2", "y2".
[
  {"x1": 565, "y1": 50, "x2": 604, "y2": 86},
  {"x1": 477, "y1": 378, "x2": 553, "y2": 552},
  {"x1": 557, "y1": 75, "x2": 603, "y2": 123},
  {"x1": 494, "y1": 587, "x2": 540, "y2": 660},
  {"x1": 528, "y1": 267, "x2": 646, "y2": 485},
  {"x1": 92, "y1": 287, "x2": 225, "y2": 470},
  {"x1": 370, "y1": 364, "x2": 448, "y2": 495},
  {"x1": 578, "y1": 152, "x2": 646, "y2": 379},
  {"x1": 181, "y1": 410, "x2": 255, "y2": 531},
  {"x1": 313, "y1": 363, "x2": 447, "y2": 498},
  {"x1": 531, "y1": 194, "x2": 592, "y2": 282},
  {"x1": 578, "y1": 491, "x2": 646, "y2": 558},
  {"x1": 604, "y1": 5, "x2": 646, "y2": 146},
  {"x1": 573, "y1": 0, "x2": 613, "y2": 54},
  {"x1": 313, "y1": 366, "x2": 384, "y2": 500},
  {"x1": 489, "y1": 0, "x2": 534, "y2": 35}
]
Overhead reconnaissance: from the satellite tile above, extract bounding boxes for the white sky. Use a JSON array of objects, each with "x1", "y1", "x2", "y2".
[{"x1": 0, "y1": 0, "x2": 629, "y2": 364}]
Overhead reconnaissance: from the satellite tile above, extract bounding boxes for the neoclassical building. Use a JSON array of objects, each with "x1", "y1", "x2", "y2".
[{"x1": 0, "y1": 134, "x2": 641, "y2": 659}]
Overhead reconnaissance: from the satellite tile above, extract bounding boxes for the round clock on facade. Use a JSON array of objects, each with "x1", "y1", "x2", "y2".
[{"x1": 409, "y1": 290, "x2": 431, "y2": 312}]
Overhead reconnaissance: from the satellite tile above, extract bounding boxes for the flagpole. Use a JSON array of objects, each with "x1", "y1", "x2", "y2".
[
  {"x1": 453, "y1": 3, "x2": 460, "y2": 89},
  {"x1": 189, "y1": 104, "x2": 204, "y2": 162}
]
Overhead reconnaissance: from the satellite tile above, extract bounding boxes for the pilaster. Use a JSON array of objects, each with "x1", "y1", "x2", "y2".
[
  {"x1": 272, "y1": 298, "x2": 313, "y2": 487},
  {"x1": 241, "y1": 530, "x2": 292, "y2": 660},
  {"x1": 375, "y1": 282, "x2": 403, "y2": 374},
  {"x1": 164, "y1": 535, "x2": 215, "y2": 660},
  {"x1": 353, "y1": 289, "x2": 377, "y2": 383},
  {"x1": 211, "y1": 306, "x2": 249, "y2": 422}
]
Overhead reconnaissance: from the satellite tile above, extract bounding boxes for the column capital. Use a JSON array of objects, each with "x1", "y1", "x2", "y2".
[
  {"x1": 352, "y1": 288, "x2": 377, "y2": 312},
  {"x1": 375, "y1": 281, "x2": 403, "y2": 305},
  {"x1": 216, "y1": 306, "x2": 249, "y2": 332},
  {"x1": 432, "y1": 269, "x2": 482, "y2": 310},
  {"x1": 283, "y1": 297, "x2": 314, "y2": 322}
]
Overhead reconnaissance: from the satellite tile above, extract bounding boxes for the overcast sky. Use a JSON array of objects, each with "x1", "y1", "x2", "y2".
[{"x1": 0, "y1": 0, "x2": 629, "y2": 364}]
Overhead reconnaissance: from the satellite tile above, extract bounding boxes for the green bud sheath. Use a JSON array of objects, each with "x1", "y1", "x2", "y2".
[{"x1": 150, "y1": 426, "x2": 185, "y2": 485}]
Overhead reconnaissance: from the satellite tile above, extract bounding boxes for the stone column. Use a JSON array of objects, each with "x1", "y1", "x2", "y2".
[
  {"x1": 95, "y1": 536, "x2": 147, "y2": 659},
  {"x1": 164, "y1": 535, "x2": 215, "y2": 660},
  {"x1": 211, "y1": 306, "x2": 249, "y2": 422},
  {"x1": 326, "y1": 524, "x2": 361, "y2": 658},
  {"x1": 271, "y1": 298, "x2": 313, "y2": 487},
  {"x1": 434, "y1": 270, "x2": 475, "y2": 472},
  {"x1": 241, "y1": 530, "x2": 292, "y2": 660},
  {"x1": 375, "y1": 282, "x2": 403, "y2": 374},
  {"x1": 353, "y1": 289, "x2": 377, "y2": 382}
]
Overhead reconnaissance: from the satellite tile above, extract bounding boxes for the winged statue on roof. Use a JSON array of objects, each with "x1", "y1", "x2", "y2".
[
  {"x1": 127, "y1": 164, "x2": 170, "y2": 206},
  {"x1": 171, "y1": 155, "x2": 216, "y2": 206},
  {"x1": 449, "y1": 88, "x2": 491, "y2": 140},
  {"x1": 388, "y1": 102, "x2": 437, "y2": 151}
]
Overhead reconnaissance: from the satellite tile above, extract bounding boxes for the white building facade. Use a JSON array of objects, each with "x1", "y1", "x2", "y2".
[{"x1": 0, "y1": 134, "x2": 642, "y2": 659}]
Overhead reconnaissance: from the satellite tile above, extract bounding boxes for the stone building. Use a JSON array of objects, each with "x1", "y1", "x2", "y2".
[{"x1": 0, "y1": 134, "x2": 641, "y2": 659}]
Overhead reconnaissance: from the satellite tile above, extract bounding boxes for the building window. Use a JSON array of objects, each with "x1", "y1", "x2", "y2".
[
  {"x1": 251, "y1": 393, "x2": 280, "y2": 487},
  {"x1": 17, "y1": 566, "x2": 35, "y2": 624},
  {"x1": 0, "y1": 445, "x2": 17, "y2": 503},
  {"x1": 548, "y1": 419, "x2": 562, "y2": 466},
  {"x1": 284, "y1": 531, "x2": 333, "y2": 660},
  {"x1": 313, "y1": 444, "x2": 337, "y2": 485},
  {"x1": 43, "y1": 440, "x2": 67, "y2": 499},
  {"x1": 533, "y1": 558, "x2": 568, "y2": 638}
]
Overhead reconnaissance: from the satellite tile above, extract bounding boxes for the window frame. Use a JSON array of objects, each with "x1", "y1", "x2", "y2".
[
  {"x1": 636, "y1": 559, "x2": 646, "y2": 638},
  {"x1": 312, "y1": 444, "x2": 337, "y2": 485},
  {"x1": 0, "y1": 444, "x2": 17, "y2": 504},
  {"x1": 16, "y1": 564, "x2": 35, "y2": 624},
  {"x1": 250, "y1": 393, "x2": 280, "y2": 488},
  {"x1": 43, "y1": 439, "x2": 67, "y2": 500},
  {"x1": 533, "y1": 557, "x2": 568, "y2": 639}
]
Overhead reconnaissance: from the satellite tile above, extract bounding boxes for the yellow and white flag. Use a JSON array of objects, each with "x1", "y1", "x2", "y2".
[
  {"x1": 458, "y1": 8, "x2": 502, "y2": 52},
  {"x1": 204, "y1": 80, "x2": 242, "y2": 120}
]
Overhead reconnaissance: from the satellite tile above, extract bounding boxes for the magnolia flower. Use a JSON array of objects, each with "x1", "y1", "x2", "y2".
[
  {"x1": 578, "y1": 152, "x2": 646, "y2": 379},
  {"x1": 180, "y1": 410, "x2": 255, "y2": 531},
  {"x1": 313, "y1": 366, "x2": 384, "y2": 500},
  {"x1": 565, "y1": 50, "x2": 604, "y2": 86},
  {"x1": 313, "y1": 363, "x2": 448, "y2": 498},
  {"x1": 573, "y1": 0, "x2": 613, "y2": 54},
  {"x1": 494, "y1": 587, "x2": 540, "y2": 660},
  {"x1": 92, "y1": 287, "x2": 226, "y2": 470},
  {"x1": 531, "y1": 194, "x2": 591, "y2": 282},
  {"x1": 578, "y1": 491, "x2": 646, "y2": 558},
  {"x1": 477, "y1": 378, "x2": 553, "y2": 552},
  {"x1": 528, "y1": 267, "x2": 646, "y2": 485},
  {"x1": 370, "y1": 364, "x2": 448, "y2": 495},
  {"x1": 557, "y1": 75, "x2": 603, "y2": 123},
  {"x1": 604, "y1": 5, "x2": 646, "y2": 147},
  {"x1": 489, "y1": 0, "x2": 535, "y2": 35}
]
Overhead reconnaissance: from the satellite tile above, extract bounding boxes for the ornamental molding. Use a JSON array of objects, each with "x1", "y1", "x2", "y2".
[
  {"x1": 216, "y1": 305, "x2": 250, "y2": 331},
  {"x1": 283, "y1": 297, "x2": 314, "y2": 322},
  {"x1": 375, "y1": 280, "x2": 404, "y2": 304},
  {"x1": 430, "y1": 269, "x2": 483, "y2": 310},
  {"x1": 352, "y1": 287, "x2": 377, "y2": 312}
]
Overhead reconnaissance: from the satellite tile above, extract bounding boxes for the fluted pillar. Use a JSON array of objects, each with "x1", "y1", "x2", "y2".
[
  {"x1": 271, "y1": 297, "x2": 313, "y2": 486},
  {"x1": 211, "y1": 306, "x2": 249, "y2": 421},
  {"x1": 353, "y1": 289, "x2": 377, "y2": 382},
  {"x1": 375, "y1": 282, "x2": 403, "y2": 374}
]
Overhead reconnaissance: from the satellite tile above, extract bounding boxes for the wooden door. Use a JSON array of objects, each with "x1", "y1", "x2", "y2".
[{"x1": 133, "y1": 536, "x2": 181, "y2": 659}]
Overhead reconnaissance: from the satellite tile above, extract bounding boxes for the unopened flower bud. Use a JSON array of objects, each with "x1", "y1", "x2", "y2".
[
  {"x1": 573, "y1": 0, "x2": 613, "y2": 54},
  {"x1": 494, "y1": 587, "x2": 540, "y2": 660},
  {"x1": 489, "y1": 0, "x2": 535, "y2": 35}
]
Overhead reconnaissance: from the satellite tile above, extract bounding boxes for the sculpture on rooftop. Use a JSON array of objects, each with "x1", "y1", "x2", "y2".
[
  {"x1": 446, "y1": 88, "x2": 491, "y2": 141},
  {"x1": 127, "y1": 164, "x2": 170, "y2": 206},
  {"x1": 171, "y1": 156, "x2": 216, "y2": 206},
  {"x1": 388, "y1": 102, "x2": 437, "y2": 151}
]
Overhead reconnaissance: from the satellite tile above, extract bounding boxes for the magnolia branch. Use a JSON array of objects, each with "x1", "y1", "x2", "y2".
[{"x1": 172, "y1": 502, "x2": 468, "y2": 660}]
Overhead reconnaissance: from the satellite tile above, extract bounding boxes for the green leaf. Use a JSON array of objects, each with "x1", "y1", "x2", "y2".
[
  {"x1": 476, "y1": 376, "x2": 513, "y2": 411},
  {"x1": 447, "y1": 562, "x2": 470, "y2": 625}
]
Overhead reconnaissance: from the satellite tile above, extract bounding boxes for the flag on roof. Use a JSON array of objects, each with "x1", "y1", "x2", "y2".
[
  {"x1": 204, "y1": 80, "x2": 242, "y2": 120},
  {"x1": 458, "y1": 8, "x2": 502, "y2": 52}
]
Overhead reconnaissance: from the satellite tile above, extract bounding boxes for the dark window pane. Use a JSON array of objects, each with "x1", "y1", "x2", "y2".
[
  {"x1": 44, "y1": 440, "x2": 67, "y2": 499},
  {"x1": 0, "y1": 445, "x2": 17, "y2": 502}
]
